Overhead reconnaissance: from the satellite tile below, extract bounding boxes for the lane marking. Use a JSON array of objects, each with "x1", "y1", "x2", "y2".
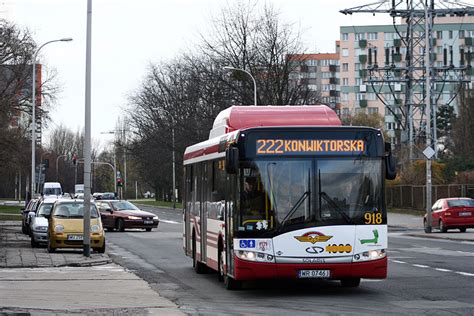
[
  {"x1": 412, "y1": 264, "x2": 430, "y2": 268},
  {"x1": 455, "y1": 271, "x2": 474, "y2": 277},
  {"x1": 160, "y1": 219, "x2": 181, "y2": 224},
  {"x1": 391, "y1": 260, "x2": 406, "y2": 264},
  {"x1": 435, "y1": 268, "x2": 452, "y2": 272}
]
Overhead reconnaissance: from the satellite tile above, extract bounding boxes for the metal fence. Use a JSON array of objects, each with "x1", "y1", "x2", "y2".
[{"x1": 386, "y1": 184, "x2": 474, "y2": 210}]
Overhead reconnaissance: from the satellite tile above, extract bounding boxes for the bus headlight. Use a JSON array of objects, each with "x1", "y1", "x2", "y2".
[
  {"x1": 235, "y1": 250, "x2": 275, "y2": 263},
  {"x1": 353, "y1": 249, "x2": 386, "y2": 262}
]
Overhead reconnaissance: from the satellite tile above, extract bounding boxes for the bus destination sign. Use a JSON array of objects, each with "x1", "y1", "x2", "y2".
[{"x1": 256, "y1": 139, "x2": 365, "y2": 155}]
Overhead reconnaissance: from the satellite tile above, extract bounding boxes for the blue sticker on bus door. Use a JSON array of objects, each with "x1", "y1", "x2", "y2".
[{"x1": 239, "y1": 240, "x2": 256, "y2": 249}]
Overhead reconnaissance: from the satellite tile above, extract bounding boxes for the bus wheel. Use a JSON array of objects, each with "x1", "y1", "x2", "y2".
[
  {"x1": 224, "y1": 274, "x2": 242, "y2": 290},
  {"x1": 192, "y1": 235, "x2": 207, "y2": 274},
  {"x1": 340, "y1": 278, "x2": 360, "y2": 288}
]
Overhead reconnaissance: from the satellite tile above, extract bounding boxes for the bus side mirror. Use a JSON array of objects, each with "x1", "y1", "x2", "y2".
[
  {"x1": 225, "y1": 147, "x2": 239, "y2": 174},
  {"x1": 385, "y1": 142, "x2": 396, "y2": 180}
]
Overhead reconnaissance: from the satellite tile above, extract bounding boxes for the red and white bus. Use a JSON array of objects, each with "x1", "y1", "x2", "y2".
[{"x1": 183, "y1": 105, "x2": 396, "y2": 289}]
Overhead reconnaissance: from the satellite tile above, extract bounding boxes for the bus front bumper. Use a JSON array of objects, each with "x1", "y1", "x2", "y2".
[{"x1": 233, "y1": 256, "x2": 387, "y2": 280}]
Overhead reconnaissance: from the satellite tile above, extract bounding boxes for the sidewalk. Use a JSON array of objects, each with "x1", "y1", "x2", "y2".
[
  {"x1": 388, "y1": 211, "x2": 474, "y2": 242},
  {"x1": 0, "y1": 221, "x2": 184, "y2": 315}
]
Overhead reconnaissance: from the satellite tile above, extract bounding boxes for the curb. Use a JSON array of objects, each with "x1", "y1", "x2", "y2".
[{"x1": 0, "y1": 258, "x2": 113, "y2": 269}]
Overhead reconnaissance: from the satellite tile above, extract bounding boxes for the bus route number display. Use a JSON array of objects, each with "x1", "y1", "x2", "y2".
[{"x1": 256, "y1": 139, "x2": 365, "y2": 155}]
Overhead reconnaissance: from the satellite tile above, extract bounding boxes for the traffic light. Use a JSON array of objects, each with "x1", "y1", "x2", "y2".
[{"x1": 117, "y1": 178, "x2": 123, "y2": 187}]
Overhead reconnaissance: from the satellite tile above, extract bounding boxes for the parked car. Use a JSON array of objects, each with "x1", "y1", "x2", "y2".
[
  {"x1": 29, "y1": 197, "x2": 62, "y2": 247},
  {"x1": 47, "y1": 200, "x2": 105, "y2": 253},
  {"x1": 21, "y1": 199, "x2": 38, "y2": 235},
  {"x1": 96, "y1": 200, "x2": 159, "y2": 232},
  {"x1": 98, "y1": 192, "x2": 116, "y2": 200},
  {"x1": 424, "y1": 198, "x2": 474, "y2": 233}
]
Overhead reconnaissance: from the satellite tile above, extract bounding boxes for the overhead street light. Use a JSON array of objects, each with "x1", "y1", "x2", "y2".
[
  {"x1": 223, "y1": 66, "x2": 257, "y2": 106},
  {"x1": 30, "y1": 37, "x2": 72, "y2": 198}
]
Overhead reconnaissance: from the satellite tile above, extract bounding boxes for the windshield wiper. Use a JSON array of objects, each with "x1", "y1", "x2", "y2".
[
  {"x1": 319, "y1": 191, "x2": 354, "y2": 225},
  {"x1": 277, "y1": 191, "x2": 310, "y2": 232}
]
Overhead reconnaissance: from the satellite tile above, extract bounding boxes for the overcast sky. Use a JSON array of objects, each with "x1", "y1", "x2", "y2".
[{"x1": 4, "y1": 0, "x2": 392, "y2": 148}]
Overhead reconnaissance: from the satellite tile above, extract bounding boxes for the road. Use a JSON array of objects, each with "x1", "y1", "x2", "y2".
[{"x1": 106, "y1": 205, "x2": 474, "y2": 315}]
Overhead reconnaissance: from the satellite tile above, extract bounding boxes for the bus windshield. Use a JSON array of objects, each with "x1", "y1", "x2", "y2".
[{"x1": 238, "y1": 158, "x2": 383, "y2": 235}]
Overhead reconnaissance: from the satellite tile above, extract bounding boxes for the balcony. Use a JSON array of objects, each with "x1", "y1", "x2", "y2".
[
  {"x1": 359, "y1": 39, "x2": 367, "y2": 48},
  {"x1": 464, "y1": 37, "x2": 472, "y2": 46},
  {"x1": 393, "y1": 53, "x2": 402, "y2": 63},
  {"x1": 393, "y1": 39, "x2": 401, "y2": 47},
  {"x1": 329, "y1": 90, "x2": 340, "y2": 97},
  {"x1": 329, "y1": 65, "x2": 337, "y2": 72},
  {"x1": 393, "y1": 69, "x2": 402, "y2": 77},
  {"x1": 359, "y1": 69, "x2": 368, "y2": 78},
  {"x1": 359, "y1": 99, "x2": 368, "y2": 108},
  {"x1": 359, "y1": 54, "x2": 367, "y2": 64},
  {"x1": 329, "y1": 77, "x2": 339, "y2": 85}
]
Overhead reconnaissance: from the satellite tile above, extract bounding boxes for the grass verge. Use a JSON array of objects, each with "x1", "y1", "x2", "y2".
[
  {"x1": 130, "y1": 199, "x2": 182, "y2": 209},
  {"x1": 388, "y1": 208, "x2": 425, "y2": 216},
  {"x1": 0, "y1": 215, "x2": 21, "y2": 221},
  {"x1": 0, "y1": 205, "x2": 22, "y2": 214}
]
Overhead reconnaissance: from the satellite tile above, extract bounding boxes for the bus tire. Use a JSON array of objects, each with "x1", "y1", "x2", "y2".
[
  {"x1": 340, "y1": 278, "x2": 360, "y2": 288},
  {"x1": 192, "y1": 234, "x2": 207, "y2": 274},
  {"x1": 224, "y1": 274, "x2": 242, "y2": 290}
]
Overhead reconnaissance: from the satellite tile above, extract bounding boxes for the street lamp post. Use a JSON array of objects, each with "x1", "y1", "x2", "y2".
[
  {"x1": 223, "y1": 66, "x2": 257, "y2": 106},
  {"x1": 56, "y1": 154, "x2": 68, "y2": 181},
  {"x1": 30, "y1": 38, "x2": 72, "y2": 200}
]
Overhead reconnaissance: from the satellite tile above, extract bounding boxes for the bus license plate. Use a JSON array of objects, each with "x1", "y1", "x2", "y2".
[{"x1": 298, "y1": 270, "x2": 330, "y2": 278}]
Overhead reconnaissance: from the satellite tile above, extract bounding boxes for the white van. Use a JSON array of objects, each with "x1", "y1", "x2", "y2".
[{"x1": 43, "y1": 182, "x2": 62, "y2": 197}]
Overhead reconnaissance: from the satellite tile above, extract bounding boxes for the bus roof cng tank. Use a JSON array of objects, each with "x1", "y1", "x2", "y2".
[{"x1": 209, "y1": 105, "x2": 341, "y2": 139}]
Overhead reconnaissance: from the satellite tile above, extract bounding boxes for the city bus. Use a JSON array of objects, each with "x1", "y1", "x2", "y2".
[{"x1": 183, "y1": 105, "x2": 396, "y2": 290}]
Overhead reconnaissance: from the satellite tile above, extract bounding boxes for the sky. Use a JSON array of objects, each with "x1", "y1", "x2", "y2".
[{"x1": 3, "y1": 0, "x2": 392, "y2": 148}]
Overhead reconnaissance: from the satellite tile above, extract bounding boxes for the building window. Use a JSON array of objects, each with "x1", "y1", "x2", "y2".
[
  {"x1": 342, "y1": 48, "x2": 349, "y2": 57},
  {"x1": 437, "y1": 31, "x2": 443, "y2": 39},
  {"x1": 342, "y1": 63, "x2": 349, "y2": 72},
  {"x1": 368, "y1": 32, "x2": 378, "y2": 40},
  {"x1": 436, "y1": 46, "x2": 442, "y2": 54},
  {"x1": 355, "y1": 33, "x2": 366, "y2": 41},
  {"x1": 356, "y1": 93, "x2": 366, "y2": 101},
  {"x1": 342, "y1": 33, "x2": 349, "y2": 41},
  {"x1": 368, "y1": 107, "x2": 378, "y2": 114},
  {"x1": 342, "y1": 93, "x2": 349, "y2": 101},
  {"x1": 342, "y1": 78, "x2": 349, "y2": 86},
  {"x1": 459, "y1": 30, "x2": 465, "y2": 39},
  {"x1": 368, "y1": 93, "x2": 377, "y2": 101},
  {"x1": 355, "y1": 78, "x2": 363, "y2": 85},
  {"x1": 354, "y1": 63, "x2": 361, "y2": 71},
  {"x1": 384, "y1": 33, "x2": 393, "y2": 40}
]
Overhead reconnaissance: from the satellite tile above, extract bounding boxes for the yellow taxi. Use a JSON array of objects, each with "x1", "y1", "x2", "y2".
[{"x1": 47, "y1": 200, "x2": 105, "y2": 253}]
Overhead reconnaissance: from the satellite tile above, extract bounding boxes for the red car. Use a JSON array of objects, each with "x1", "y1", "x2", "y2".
[
  {"x1": 424, "y1": 198, "x2": 474, "y2": 233},
  {"x1": 96, "y1": 200, "x2": 159, "y2": 232}
]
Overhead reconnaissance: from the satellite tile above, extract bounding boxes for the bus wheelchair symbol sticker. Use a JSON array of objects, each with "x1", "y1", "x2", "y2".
[{"x1": 239, "y1": 240, "x2": 256, "y2": 249}]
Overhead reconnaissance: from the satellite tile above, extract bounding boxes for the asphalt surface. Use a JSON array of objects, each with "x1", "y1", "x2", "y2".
[{"x1": 106, "y1": 205, "x2": 474, "y2": 315}]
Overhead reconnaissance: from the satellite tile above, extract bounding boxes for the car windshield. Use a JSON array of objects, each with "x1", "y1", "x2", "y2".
[
  {"x1": 37, "y1": 203, "x2": 54, "y2": 217},
  {"x1": 53, "y1": 202, "x2": 99, "y2": 218},
  {"x1": 447, "y1": 199, "x2": 474, "y2": 207},
  {"x1": 44, "y1": 188, "x2": 62, "y2": 195},
  {"x1": 111, "y1": 201, "x2": 139, "y2": 211},
  {"x1": 237, "y1": 158, "x2": 383, "y2": 235}
]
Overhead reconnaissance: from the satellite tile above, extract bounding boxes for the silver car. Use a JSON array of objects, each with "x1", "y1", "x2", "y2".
[{"x1": 29, "y1": 198, "x2": 58, "y2": 247}]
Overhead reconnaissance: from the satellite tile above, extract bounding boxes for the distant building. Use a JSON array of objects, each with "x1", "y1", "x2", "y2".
[
  {"x1": 339, "y1": 15, "x2": 474, "y2": 142},
  {"x1": 289, "y1": 44, "x2": 341, "y2": 113}
]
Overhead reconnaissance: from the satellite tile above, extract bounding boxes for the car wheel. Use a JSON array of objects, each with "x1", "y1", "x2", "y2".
[
  {"x1": 47, "y1": 239, "x2": 56, "y2": 253},
  {"x1": 341, "y1": 278, "x2": 361, "y2": 288},
  {"x1": 145, "y1": 228, "x2": 152, "y2": 232},
  {"x1": 116, "y1": 219, "x2": 125, "y2": 232},
  {"x1": 424, "y1": 219, "x2": 432, "y2": 233},
  {"x1": 439, "y1": 220, "x2": 448, "y2": 233},
  {"x1": 96, "y1": 240, "x2": 106, "y2": 253},
  {"x1": 460, "y1": 227, "x2": 467, "y2": 233},
  {"x1": 31, "y1": 237, "x2": 37, "y2": 248}
]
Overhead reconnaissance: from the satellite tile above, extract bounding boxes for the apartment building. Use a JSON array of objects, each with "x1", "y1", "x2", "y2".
[
  {"x1": 289, "y1": 49, "x2": 341, "y2": 113},
  {"x1": 339, "y1": 15, "x2": 474, "y2": 141}
]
